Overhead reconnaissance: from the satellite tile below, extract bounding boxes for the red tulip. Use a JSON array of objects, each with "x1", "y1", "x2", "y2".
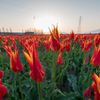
[
  {"x1": 65, "y1": 42, "x2": 71, "y2": 52},
  {"x1": 12, "y1": 42, "x2": 17, "y2": 50},
  {"x1": 74, "y1": 35, "x2": 79, "y2": 44},
  {"x1": 94, "y1": 35, "x2": 100, "y2": 45},
  {"x1": 0, "y1": 80, "x2": 7, "y2": 100},
  {"x1": 90, "y1": 46, "x2": 100, "y2": 66},
  {"x1": 57, "y1": 52, "x2": 63, "y2": 65},
  {"x1": 10, "y1": 49, "x2": 24, "y2": 72},
  {"x1": 84, "y1": 73, "x2": 100, "y2": 100},
  {"x1": 83, "y1": 86, "x2": 91, "y2": 98},
  {"x1": 80, "y1": 42, "x2": 84, "y2": 49},
  {"x1": 0, "y1": 72, "x2": 7, "y2": 100},
  {"x1": 70, "y1": 30, "x2": 75, "y2": 39},
  {"x1": 3, "y1": 46, "x2": 12, "y2": 57},
  {"x1": 91, "y1": 73, "x2": 100, "y2": 100},
  {"x1": 44, "y1": 40, "x2": 50, "y2": 52},
  {"x1": 60, "y1": 45, "x2": 64, "y2": 53},
  {"x1": 84, "y1": 52, "x2": 90, "y2": 65},
  {"x1": 0, "y1": 70, "x2": 4, "y2": 79},
  {"x1": 23, "y1": 44, "x2": 45, "y2": 82},
  {"x1": 49, "y1": 25, "x2": 62, "y2": 51},
  {"x1": 83, "y1": 39, "x2": 92, "y2": 52}
]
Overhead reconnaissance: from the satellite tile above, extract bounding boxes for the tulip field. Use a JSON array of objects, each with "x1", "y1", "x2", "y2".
[{"x1": 0, "y1": 25, "x2": 100, "y2": 100}]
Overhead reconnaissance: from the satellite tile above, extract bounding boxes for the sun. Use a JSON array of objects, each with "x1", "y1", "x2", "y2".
[{"x1": 36, "y1": 15, "x2": 57, "y2": 33}]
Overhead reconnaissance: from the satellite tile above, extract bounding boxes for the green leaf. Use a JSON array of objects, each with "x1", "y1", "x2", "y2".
[
  {"x1": 22, "y1": 86, "x2": 29, "y2": 96},
  {"x1": 21, "y1": 80, "x2": 30, "y2": 87},
  {"x1": 54, "y1": 92, "x2": 80, "y2": 100},
  {"x1": 52, "y1": 89, "x2": 66, "y2": 97},
  {"x1": 20, "y1": 72, "x2": 29, "y2": 80},
  {"x1": 68, "y1": 74, "x2": 82, "y2": 94}
]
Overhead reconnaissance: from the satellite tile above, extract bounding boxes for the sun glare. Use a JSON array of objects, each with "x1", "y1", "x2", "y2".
[{"x1": 36, "y1": 15, "x2": 57, "y2": 33}]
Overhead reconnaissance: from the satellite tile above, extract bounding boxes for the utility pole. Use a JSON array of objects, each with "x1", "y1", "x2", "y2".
[{"x1": 77, "y1": 16, "x2": 82, "y2": 34}]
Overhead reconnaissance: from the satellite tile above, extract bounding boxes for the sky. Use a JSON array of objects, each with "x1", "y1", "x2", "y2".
[{"x1": 0, "y1": 0, "x2": 100, "y2": 33}]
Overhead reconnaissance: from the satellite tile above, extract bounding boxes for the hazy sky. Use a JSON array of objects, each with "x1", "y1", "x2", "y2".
[{"x1": 0, "y1": 0, "x2": 100, "y2": 33}]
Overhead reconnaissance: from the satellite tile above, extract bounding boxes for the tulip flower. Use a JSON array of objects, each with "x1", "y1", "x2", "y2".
[
  {"x1": 74, "y1": 35, "x2": 79, "y2": 44},
  {"x1": 10, "y1": 49, "x2": 24, "y2": 72},
  {"x1": 79, "y1": 37, "x2": 82, "y2": 44},
  {"x1": 0, "y1": 79, "x2": 7, "y2": 100},
  {"x1": 44, "y1": 40, "x2": 50, "y2": 52},
  {"x1": 57, "y1": 52, "x2": 63, "y2": 65},
  {"x1": 3, "y1": 46, "x2": 12, "y2": 57},
  {"x1": 12, "y1": 42, "x2": 17, "y2": 50},
  {"x1": 84, "y1": 52, "x2": 90, "y2": 65},
  {"x1": 49, "y1": 25, "x2": 62, "y2": 51},
  {"x1": 83, "y1": 39, "x2": 92, "y2": 52},
  {"x1": 84, "y1": 73, "x2": 100, "y2": 100},
  {"x1": 0, "y1": 46, "x2": 1, "y2": 52},
  {"x1": 5, "y1": 40, "x2": 10, "y2": 46},
  {"x1": 83, "y1": 35, "x2": 87, "y2": 41},
  {"x1": 70, "y1": 30, "x2": 75, "y2": 40},
  {"x1": 0, "y1": 70, "x2": 4, "y2": 79},
  {"x1": 23, "y1": 44, "x2": 45, "y2": 82},
  {"x1": 94, "y1": 35, "x2": 100, "y2": 45},
  {"x1": 80, "y1": 42, "x2": 84, "y2": 49},
  {"x1": 23, "y1": 44, "x2": 45, "y2": 100},
  {"x1": 0, "y1": 71, "x2": 7, "y2": 100},
  {"x1": 90, "y1": 46, "x2": 100, "y2": 66},
  {"x1": 65, "y1": 42, "x2": 71, "y2": 52},
  {"x1": 83, "y1": 86, "x2": 91, "y2": 98},
  {"x1": 60, "y1": 45, "x2": 64, "y2": 53}
]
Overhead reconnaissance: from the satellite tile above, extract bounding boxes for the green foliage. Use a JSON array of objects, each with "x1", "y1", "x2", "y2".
[{"x1": 0, "y1": 36, "x2": 96, "y2": 100}]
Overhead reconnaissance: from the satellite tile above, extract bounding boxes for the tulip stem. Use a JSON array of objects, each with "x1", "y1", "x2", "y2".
[
  {"x1": 58, "y1": 65, "x2": 61, "y2": 89},
  {"x1": 99, "y1": 66, "x2": 100, "y2": 75},
  {"x1": 18, "y1": 73, "x2": 24, "y2": 100},
  {"x1": 52, "y1": 51, "x2": 58, "y2": 91},
  {"x1": 7, "y1": 91, "x2": 12, "y2": 100},
  {"x1": 38, "y1": 82, "x2": 42, "y2": 100},
  {"x1": 87, "y1": 66, "x2": 94, "y2": 88},
  {"x1": 0, "y1": 54, "x2": 5, "y2": 71}
]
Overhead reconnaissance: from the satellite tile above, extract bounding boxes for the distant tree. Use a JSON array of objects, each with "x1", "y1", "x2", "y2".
[
  {"x1": 2, "y1": 27, "x2": 5, "y2": 33},
  {"x1": 22, "y1": 29, "x2": 24, "y2": 33},
  {"x1": 6, "y1": 28, "x2": 8, "y2": 32},
  {"x1": 10, "y1": 28, "x2": 12, "y2": 33}
]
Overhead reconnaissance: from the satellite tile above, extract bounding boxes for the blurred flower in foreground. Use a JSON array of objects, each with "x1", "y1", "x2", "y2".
[
  {"x1": 23, "y1": 44, "x2": 45, "y2": 82},
  {"x1": 49, "y1": 25, "x2": 62, "y2": 51},
  {"x1": 83, "y1": 73, "x2": 100, "y2": 100},
  {"x1": 0, "y1": 80, "x2": 7, "y2": 100},
  {"x1": 83, "y1": 86, "x2": 91, "y2": 98},
  {"x1": 0, "y1": 70, "x2": 7, "y2": 100},
  {"x1": 0, "y1": 70, "x2": 4, "y2": 79}
]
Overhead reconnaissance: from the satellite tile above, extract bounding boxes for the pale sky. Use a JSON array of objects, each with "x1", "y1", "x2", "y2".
[{"x1": 0, "y1": 0, "x2": 100, "y2": 33}]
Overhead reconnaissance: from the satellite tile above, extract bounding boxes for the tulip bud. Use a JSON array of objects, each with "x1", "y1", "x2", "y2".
[
  {"x1": 84, "y1": 52, "x2": 90, "y2": 65},
  {"x1": 83, "y1": 86, "x2": 91, "y2": 98},
  {"x1": 57, "y1": 52, "x2": 63, "y2": 65}
]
